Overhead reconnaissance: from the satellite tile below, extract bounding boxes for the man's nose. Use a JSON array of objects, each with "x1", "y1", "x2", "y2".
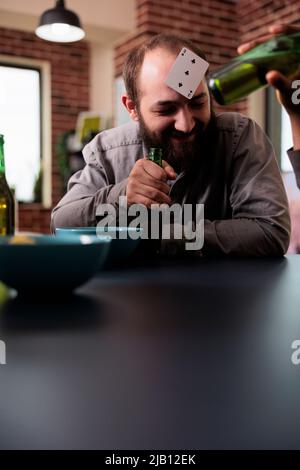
[{"x1": 174, "y1": 109, "x2": 195, "y2": 134}]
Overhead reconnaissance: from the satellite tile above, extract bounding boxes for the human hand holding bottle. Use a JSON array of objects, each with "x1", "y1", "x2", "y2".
[
  {"x1": 238, "y1": 23, "x2": 300, "y2": 149},
  {"x1": 126, "y1": 158, "x2": 177, "y2": 207},
  {"x1": 239, "y1": 24, "x2": 300, "y2": 254}
]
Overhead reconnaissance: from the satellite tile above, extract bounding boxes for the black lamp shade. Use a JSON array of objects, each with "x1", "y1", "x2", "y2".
[{"x1": 36, "y1": 0, "x2": 85, "y2": 43}]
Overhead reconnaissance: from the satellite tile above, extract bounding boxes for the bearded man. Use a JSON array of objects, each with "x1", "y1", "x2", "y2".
[{"x1": 52, "y1": 33, "x2": 290, "y2": 256}]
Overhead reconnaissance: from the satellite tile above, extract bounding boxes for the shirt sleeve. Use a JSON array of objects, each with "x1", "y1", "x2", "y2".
[
  {"x1": 51, "y1": 148, "x2": 127, "y2": 230},
  {"x1": 201, "y1": 119, "x2": 291, "y2": 257},
  {"x1": 287, "y1": 148, "x2": 300, "y2": 189}
]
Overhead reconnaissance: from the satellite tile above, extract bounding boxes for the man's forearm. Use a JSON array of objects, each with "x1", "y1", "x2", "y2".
[
  {"x1": 160, "y1": 217, "x2": 290, "y2": 258},
  {"x1": 51, "y1": 195, "x2": 97, "y2": 230},
  {"x1": 202, "y1": 218, "x2": 290, "y2": 257},
  {"x1": 51, "y1": 180, "x2": 128, "y2": 230}
]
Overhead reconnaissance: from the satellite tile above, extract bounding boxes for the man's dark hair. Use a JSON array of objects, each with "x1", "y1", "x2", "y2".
[{"x1": 123, "y1": 33, "x2": 207, "y2": 105}]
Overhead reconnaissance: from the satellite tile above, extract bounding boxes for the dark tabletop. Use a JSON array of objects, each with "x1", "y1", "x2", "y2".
[{"x1": 0, "y1": 255, "x2": 300, "y2": 450}]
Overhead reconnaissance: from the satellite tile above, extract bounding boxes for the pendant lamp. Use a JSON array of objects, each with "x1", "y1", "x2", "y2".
[{"x1": 36, "y1": 0, "x2": 85, "y2": 43}]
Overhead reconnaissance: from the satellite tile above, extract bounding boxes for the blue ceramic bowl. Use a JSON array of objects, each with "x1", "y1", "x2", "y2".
[
  {"x1": 0, "y1": 234, "x2": 111, "y2": 293},
  {"x1": 55, "y1": 227, "x2": 143, "y2": 265}
]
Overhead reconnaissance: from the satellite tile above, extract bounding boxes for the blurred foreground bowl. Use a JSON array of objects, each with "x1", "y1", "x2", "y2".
[
  {"x1": 0, "y1": 234, "x2": 111, "y2": 293},
  {"x1": 55, "y1": 227, "x2": 143, "y2": 266}
]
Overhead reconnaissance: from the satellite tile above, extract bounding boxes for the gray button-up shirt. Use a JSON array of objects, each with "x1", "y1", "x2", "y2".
[{"x1": 52, "y1": 112, "x2": 290, "y2": 257}]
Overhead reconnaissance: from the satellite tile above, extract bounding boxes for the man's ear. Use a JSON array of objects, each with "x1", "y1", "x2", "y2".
[{"x1": 122, "y1": 95, "x2": 139, "y2": 121}]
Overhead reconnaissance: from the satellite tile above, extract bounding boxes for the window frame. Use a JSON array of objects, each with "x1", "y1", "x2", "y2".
[
  {"x1": 265, "y1": 86, "x2": 293, "y2": 173},
  {"x1": 248, "y1": 86, "x2": 294, "y2": 173},
  {"x1": 0, "y1": 55, "x2": 51, "y2": 207}
]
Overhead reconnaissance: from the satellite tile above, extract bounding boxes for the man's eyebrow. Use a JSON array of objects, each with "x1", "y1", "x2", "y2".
[
  {"x1": 152, "y1": 92, "x2": 207, "y2": 108},
  {"x1": 191, "y1": 92, "x2": 207, "y2": 101},
  {"x1": 151, "y1": 100, "x2": 178, "y2": 108}
]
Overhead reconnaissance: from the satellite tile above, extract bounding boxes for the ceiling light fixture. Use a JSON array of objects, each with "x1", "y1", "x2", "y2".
[{"x1": 36, "y1": 0, "x2": 85, "y2": 43}]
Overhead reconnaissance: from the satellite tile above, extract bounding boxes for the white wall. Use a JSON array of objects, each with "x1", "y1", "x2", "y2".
[
  {"x1": 90, "y1": 43, "x2": 114, "y2": 120},
  {"x1": 247, "y1": 88, "x2": 265, "y2": 130},
  {"x1": 0, "y1": 0, "x2": 135, "y2": 33}
]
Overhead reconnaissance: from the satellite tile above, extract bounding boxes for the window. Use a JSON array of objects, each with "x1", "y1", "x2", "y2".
[
  {"x1": 281, "y1": 108, "x2": 293, "y2": 172},
  {"x1": 0, "y1": 56, "x2": 51, "y2": 206},
  {"x1": 266, "y1": 87, "x2": 293, "y2": 172}
]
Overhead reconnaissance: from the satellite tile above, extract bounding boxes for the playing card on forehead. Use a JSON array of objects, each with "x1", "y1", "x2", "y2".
[{"x1": 165, "y1": 48, "x2": 209, "y2": 99}]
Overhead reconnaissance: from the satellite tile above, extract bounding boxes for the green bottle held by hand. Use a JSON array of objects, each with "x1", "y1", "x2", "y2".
[
  {"x1": 148, "y1": 147, "x2": 163, "y2": 167},
  {"x1": 0, "y1": 134, "x2": 15, "y2": 235},
  {"x1": 208, "y1": 31, "x2": 300, "y2": 105}
]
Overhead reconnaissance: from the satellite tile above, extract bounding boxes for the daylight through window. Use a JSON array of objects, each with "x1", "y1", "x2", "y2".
[{"x1": 0, "y1": 64, "x2": 41, "y2": 202}]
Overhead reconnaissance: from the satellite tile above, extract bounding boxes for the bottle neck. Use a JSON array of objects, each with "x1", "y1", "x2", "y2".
[
  {"x1": 289, "y1": 31, "x2": 300, "y2": 41},
  {"x1": 0, "y1": 146, "x2": 5, "y2": 175},
  {"x1": 241, "y1": 31, "x2": 300, "y2": 61},
  {"x1": 276, "y1": 31, "x2": 300, "y2": 51}
]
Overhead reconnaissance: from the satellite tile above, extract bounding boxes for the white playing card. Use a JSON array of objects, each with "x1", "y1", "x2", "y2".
[{"x1": 165, "y1": 48, "x2": 209, "y2": 99}]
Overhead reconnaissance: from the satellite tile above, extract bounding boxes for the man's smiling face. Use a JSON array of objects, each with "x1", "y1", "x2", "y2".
[{"x1": 135, "y1": 47, "x2": 212, "y2": 172}]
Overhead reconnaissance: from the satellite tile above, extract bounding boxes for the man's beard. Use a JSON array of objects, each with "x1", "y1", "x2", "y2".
[{"x1": 138, "y1": 109, "x2": 217, "y2": 174}]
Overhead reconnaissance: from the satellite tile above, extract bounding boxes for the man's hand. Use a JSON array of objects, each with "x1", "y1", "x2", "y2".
[
  {"x1": 126, "y1": 158, "x2": 177, "y2": 207},
  {"x1": 238, "y1": 23, "x2": 300, "y2": 116}
]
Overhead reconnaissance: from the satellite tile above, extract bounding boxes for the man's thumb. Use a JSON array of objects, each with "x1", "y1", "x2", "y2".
[{"x1": 162, "y1": 160, "x2": 177, "y2": 179}]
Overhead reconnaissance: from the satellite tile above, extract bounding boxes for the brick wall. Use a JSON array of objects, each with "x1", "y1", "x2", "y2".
[
  {"x1": 114, "y1": 0, "x2": 300, "y2": 117},
  {"x1": 114, "y1": 0, "x2": 245, "y2": 114},
  {"x1": 238, "y1": 0, "x2": 300, "y2": 43},
  {"x1": 0, "y1": 27, "x2": 90, "y2": 233}
]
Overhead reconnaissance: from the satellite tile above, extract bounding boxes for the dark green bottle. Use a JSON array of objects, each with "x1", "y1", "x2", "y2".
[
  {"x1": 147, "y1": 148, "x2": 163, "y2": 250},
  {"x1": 0, "y1": 134, "x2": 15, "y2": 235},
  {"x1": 148, "y1": 147, "x2": 163, "y2": 167},
  {"x1": 208, "y1": 32, "x2": 300, "y2": 105}
]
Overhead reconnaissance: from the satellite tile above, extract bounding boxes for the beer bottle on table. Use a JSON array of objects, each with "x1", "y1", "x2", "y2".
[
  {"x1": 208, "y1": 31, "x2": 300, "y2": 105},
  {"x1": 0, "y1": 134, "x2": 15, "y2": 235}
]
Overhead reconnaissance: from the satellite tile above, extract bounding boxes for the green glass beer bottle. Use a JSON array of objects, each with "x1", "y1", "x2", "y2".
[
  {"x1": 147, "y1": 147, "x2": 163, "y2": 250},
  {"x1": 148, "y1": 147, "x2": 163, "y2": 167},
  {"x1": 208, "y1": 31, "x2": 300, "y2": 105},
  {"x1": 0, "y1": 134, "x2": 15, "y2": 235}
]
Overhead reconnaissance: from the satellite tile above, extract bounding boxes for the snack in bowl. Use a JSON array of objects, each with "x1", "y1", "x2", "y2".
[{"x1": 8, "y1": 235, "x2": 36, "y2": 245}]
